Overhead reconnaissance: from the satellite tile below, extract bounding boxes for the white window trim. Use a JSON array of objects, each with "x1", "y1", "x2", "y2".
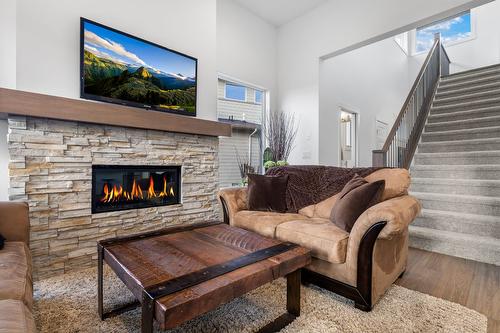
[
  {"x1": 411, "y1": 10, "x2": 476, "y2": 56},
  {"x1": 394, "y1": 32, "x2": 409, "y2": 55},
  {"x1": 224, "y1": 82, "x2": 247, "y2": 102},
  {"x1": 218, "y1": 72, "x2": 266, "y2": 91}
]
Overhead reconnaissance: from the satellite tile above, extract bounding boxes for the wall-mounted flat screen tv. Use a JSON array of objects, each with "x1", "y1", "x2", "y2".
[{"x1": 80, "y1": 18, "x2": 197, "y2": 116}]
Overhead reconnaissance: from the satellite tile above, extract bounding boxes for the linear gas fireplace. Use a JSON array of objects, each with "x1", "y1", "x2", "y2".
[{"x1": 92, "y1": 165, "x2": 181, "y2": 214}]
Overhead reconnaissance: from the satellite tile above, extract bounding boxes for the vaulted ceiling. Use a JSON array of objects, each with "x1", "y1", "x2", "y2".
[{"x1": 232, "y1": 0, "x2": 328, "y2": 26}]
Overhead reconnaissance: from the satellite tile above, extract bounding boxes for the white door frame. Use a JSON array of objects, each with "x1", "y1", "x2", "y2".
[{"x1": 338, "y1": 105, "x2": 359, "y2": 167}]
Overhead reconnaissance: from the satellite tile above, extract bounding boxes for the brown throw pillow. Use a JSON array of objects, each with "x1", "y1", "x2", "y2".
[
  {"x1": 330, "y1": 174, "x2": 385, "y2": 232},
  {"x1": 247, "y1": 174, "x2": 288, "y2": 213}
]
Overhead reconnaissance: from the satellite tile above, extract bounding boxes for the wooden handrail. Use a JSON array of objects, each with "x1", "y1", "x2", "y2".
[{"x1": 373, "y1": 33, "x2": 450, "y2": 168}]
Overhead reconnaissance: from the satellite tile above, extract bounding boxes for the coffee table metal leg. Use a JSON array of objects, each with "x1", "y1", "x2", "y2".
[
  {"x1": 141, "y1": 291, "x2": 154, "y2": 333},
  {"x1": 97, "y1": 243, "x2": 104, "y2": 320},
  {"x1": 287, "y1": 269, "x2": 301, "y2": 316},
  {"x1": 256, "y1": 269, "x2": 301, "y2": 333},
  {"x1": 98, "y1": 244, "x2": 140, "y2": 321}
]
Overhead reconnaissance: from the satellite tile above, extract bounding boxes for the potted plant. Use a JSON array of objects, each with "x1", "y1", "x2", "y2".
[
  {"x1": 263, "y1": 110, "x2": 298, "y2": 171},
  {"x1": 235, "y1": 148, "x2": 255, "y2": 185}
]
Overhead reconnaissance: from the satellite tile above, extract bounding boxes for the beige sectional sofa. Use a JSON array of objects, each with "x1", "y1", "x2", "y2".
[
  {"x1": 218, "y1": 168, "x2": 421, "y2": 310},
  {"x1": 0, "y1": 202, "x2": 36, "y2": 332}
]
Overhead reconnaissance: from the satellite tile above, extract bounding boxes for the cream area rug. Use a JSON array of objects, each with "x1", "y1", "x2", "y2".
[{"x1": 33, "y1": 266, "x2": 487, "y2": 333}]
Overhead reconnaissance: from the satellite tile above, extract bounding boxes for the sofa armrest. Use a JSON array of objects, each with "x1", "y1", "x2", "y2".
[
  {"x1": 217, "y1": 187, "x2": 248, "y2": 224},
  {"x1": 349, "y1": 195, "x2": 421, "y2": 242},
  {"x1": 335, "y1": 195, "x2": 420, "y2": 308},
  {"x1": 0, "y1": 201, "x2": 30, "y2": 244}
]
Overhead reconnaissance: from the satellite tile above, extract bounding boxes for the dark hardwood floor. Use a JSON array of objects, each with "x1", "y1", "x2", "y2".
[{"x1": 396, "y1": 248, "x2": 500, "y2": 333}]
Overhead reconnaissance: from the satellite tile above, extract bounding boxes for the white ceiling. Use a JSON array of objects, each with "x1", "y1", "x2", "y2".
[{"x1": 232, "y1": 0, "x2": 328, "y2": 27}]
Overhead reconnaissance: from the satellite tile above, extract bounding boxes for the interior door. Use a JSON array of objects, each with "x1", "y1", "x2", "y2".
[{"x1": 340, "y1": 110, "x2": 357, "y2": 168}]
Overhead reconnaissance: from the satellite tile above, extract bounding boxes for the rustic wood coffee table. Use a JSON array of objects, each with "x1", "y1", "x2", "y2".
[{"x1": 97, "y1": 222, "x2": 311, "y2": 333}]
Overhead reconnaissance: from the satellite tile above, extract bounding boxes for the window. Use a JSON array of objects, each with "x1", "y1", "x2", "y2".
[
  {"x1": 255, "y1": 90, "x2": 263, "y2": 104},
  {"x1": 217, "y1": 78, "x2": 267, "y2": 188},
  {"x1": 415, "y1": 11, "x2": 472, "y2": 53},
  {"x1": 225, "y1": 83, "x2": 246, "y2": 101}
]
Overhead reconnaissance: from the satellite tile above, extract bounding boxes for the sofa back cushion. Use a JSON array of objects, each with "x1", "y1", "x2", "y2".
[
  {"x1": 298, "y1": 168, "x2": 410, "y2": 219},
  {"x1": 364, "y1": 168, "x2": 410, "y2": 201}
]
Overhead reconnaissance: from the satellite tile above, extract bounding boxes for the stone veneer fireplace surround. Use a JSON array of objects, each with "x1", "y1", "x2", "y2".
[{"x1": 7, "y1": 115, "x2": 221, "y2": 279}]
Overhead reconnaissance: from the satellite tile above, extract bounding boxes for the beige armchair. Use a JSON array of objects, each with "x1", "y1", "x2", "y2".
[{"x1": 218, "y1": 168, "x2": 420, "y2": 310}]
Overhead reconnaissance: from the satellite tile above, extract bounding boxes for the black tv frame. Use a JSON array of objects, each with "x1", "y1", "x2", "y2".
[{"x1": 80, "y1": 17, "x2": 198, "y2": 117}]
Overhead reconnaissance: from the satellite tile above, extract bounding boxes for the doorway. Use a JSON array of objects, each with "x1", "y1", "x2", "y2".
[{"x1": 339, "y1": 109, "x2": 358, "y2": 167}]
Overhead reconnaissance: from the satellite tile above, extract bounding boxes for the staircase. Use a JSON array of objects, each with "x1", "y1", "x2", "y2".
[{"x1": 409, "y1": 64, "x2": 500, "y2": 266}]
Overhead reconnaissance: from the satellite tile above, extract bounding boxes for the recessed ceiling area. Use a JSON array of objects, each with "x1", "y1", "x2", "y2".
[{"x1": 232, "y1": 0, "x2": 328, "y2": 26}]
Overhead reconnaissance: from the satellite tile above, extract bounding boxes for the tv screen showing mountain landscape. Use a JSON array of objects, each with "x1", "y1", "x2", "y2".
[{"x1": 81, "y1": 19, "x2": 197, "y2": 116}]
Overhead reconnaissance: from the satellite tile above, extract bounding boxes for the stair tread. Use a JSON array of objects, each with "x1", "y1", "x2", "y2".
[
  {"x1": 436, "y1": 81, "x2": 500, "y2": 97},
  {"x1": 415, "y1": 150, "x2": 500, "y2": 157},
  {"x1": 431, "y1": 96, "x2": 500, "y2": 110},
  {"x1": 412, "y1": 163, "x2": 500, "y2": 170},
  {"x1": 434, "y1": 87, "x2": 500, "y2": 103},
  {"x1": 418, "y1": 137, "x2": 500, "y2": 146},
  {"x1": 410, "y1": 191, "x2": 500, "y2": 204},
  {"x1": 412, "y1": 177, "x2": 500, "y2": 186},
  {"x1": 412, "y1": 163, "x2": 500, "y2": 169},
  {"x1": 422, "y1": 125, "x2": 500, "y2": 136},
  {"x1": 419, "y1": 208, "x2": 500, "y2": 223},
  {"x1": 409, "y1": 225, "x2": 500, "y2": 246},
  {"x1": 429, "y1": 105, "x2": 500, "y2": 119},
  {"x1": 439, "y1": 75, "x2": 500, "y2": 91},
  {"x1": 441, "y1": 66, "x2": 500, "y2": 82},
  {"x1": 426, "y1": 114, "x2": 500, "y2": 127}
]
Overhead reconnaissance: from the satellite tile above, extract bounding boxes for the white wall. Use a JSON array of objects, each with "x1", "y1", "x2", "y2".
[
  {"x1": 216, "y1": 0, "x2": 277, "y2": 110},
  {"x1": 277, "y1": 0, "x2": 492, "y2": 165},
  {"x1": 15, "y1": 0, "x2": 217, "y2": 120},
  {"x1": 0, "y1": 0, "x2": 16, "y2": 201},
  {"x1": 0, "y1": 0, "x2": 16, "y2": 89},
  {"x1": 319, "y1": 37, "x2": 413, "y2": 167}
]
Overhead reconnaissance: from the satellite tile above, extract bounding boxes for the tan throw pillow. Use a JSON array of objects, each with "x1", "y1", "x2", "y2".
[
  {"x1": 247, "y1": 174, "x2": 289, "y2": 213},
  {"x1": 330, "y1": 174, "x2": 385, "y2": 232}
]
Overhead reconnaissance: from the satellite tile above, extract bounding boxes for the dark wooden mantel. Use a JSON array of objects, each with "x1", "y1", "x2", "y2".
[{"x1": 0, "y1": 88, "x2": 231, "y2": 137}]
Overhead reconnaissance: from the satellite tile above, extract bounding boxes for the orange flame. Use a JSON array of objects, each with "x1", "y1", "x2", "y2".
[
  {"x1": 147, "y1": 176, "x2": 156, "y2": 199},
  {"x1": 100, "y1": 176, "x2": 175, "y2": 203},
  {"x1": 130, "y1": 179, "x2": 143, "y2": 200}
]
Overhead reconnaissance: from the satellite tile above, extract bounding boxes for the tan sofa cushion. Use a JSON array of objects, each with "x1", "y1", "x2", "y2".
[
  {"x1": 0, "y1": 299, "x2": 36, "y2": 333},
  {"x1": 300, "y1": 193, "x2": 341, "y2": 219},
  {"x1": 276, "y1": 218, "x2": 349, "y2": 264},
  {"x1": 0, "y1": 242, "x2": 33, "y2": 310},
  {"x1": 365, "y1": 168, "x2": 410, "y2": 201},
  {"x1": 232, "y1": 210, "x2": 304, "y2": 238}
]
